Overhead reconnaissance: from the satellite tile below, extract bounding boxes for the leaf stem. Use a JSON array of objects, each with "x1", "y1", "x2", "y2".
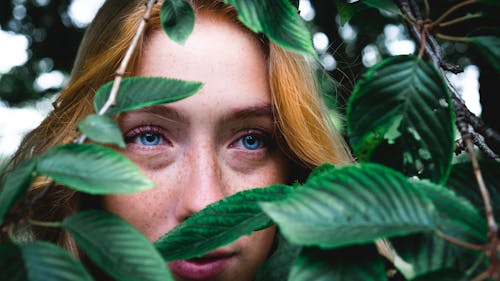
[
  {"x1": 418, "y1": 27, "x2": 427, "y2": 58},
  {"x1": 438, "y1": 12, "x2": 483, "y2": 28},
  {"x1": 97, "y1": 0, "x2": 157, "y2": 116},
  {"x1": 436, "y1": 231, "x2": 486, "y2": 251},
  {"x1": 28, "y1": 218, "x2": 62, "y2": 228},
  {"x1": 432, "y1": 0, "x2": 477, "y2": 28},
  {"x1": 423, "y1": 0, "x2": 430, "y2": 19},
  {"x1": 435, "y1": 33, "x2": 469, "y2": 43},
  {"x1": 465, "y1": 137, "x2": 500, "y2": 279}
]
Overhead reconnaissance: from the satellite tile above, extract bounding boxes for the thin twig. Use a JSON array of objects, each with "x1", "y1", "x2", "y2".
[
  {"x1": 439, "y1": 12, "x2": 483, "y2": 28},
  {"x1": 432, "y1": 0, "x2": 477, "y2": 28},
  {"x1": 473, "y1": 269, "x2": 493, "y2": 281},
  {"x1": 27, "y1": 218, "x2": 62, "y2": 228},
  {"x1": 423, "y1": 0, "x2": 430, "y2": 19},
  {"x1": 97, "y1": 0, "x2": 157, "y2": 115},
  {"x1": 418, "y1": 28, "x2": 427, "y2": 58},
  {"x1": 464, "y1": 137, "x2": 500, "y2": 279},
  {"x1": 435, "y1": 33, "x2": 468, "y2": 43},
  {"x1": 437, "y1": 231, "x2": 486, "y2": 251},
  {"x1": 74, "y1": 0, "x2": 157, "y2": 145}
]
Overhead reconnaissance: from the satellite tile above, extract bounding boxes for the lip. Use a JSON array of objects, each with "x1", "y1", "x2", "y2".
[{"x1": 168, "y1": 250, "x2": 234, "y2": 280}]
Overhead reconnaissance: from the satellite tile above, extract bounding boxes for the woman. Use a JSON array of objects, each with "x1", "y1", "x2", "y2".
[{"x1": 7, "y1": 0, "x2": 352, "y2": 280}]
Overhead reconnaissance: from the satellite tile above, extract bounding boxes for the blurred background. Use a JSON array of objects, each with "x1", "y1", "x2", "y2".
[{"x1": 0, "y1": 0, "x2": 498, "y2": 170}]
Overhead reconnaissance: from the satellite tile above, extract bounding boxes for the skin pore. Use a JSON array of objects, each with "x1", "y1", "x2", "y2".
[{"x1": 102, "y1": 11, "x2": 288, "y2": 281}]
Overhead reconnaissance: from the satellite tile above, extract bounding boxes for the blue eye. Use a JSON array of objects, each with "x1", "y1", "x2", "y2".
[
  {"x1": 241, "y1": 134, "x2": 263, "y2": 150},
  {"x1": 139, "y1": 132, "x2": 161, "y2": 146}
]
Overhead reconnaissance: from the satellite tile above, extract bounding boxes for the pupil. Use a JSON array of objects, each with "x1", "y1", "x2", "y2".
[
  {"x1": 140, "y1": 133, "x2": 159, "y2": 146},
  {"x1": 145, "y1": 134, "x2": 155, "y2": 142},
  {"x1": 243, "y1": 135, "x2": 260, "y2": 150},
  {"x1": 245, "y1": 136, "x2": 256, "y2": 144}
]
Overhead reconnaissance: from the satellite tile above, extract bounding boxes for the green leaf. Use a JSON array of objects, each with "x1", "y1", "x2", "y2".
[
  {"x1": 155, "y1": 185, "x2": 294, "y2": 261},
  {"x1": 446, "y1": 160, "x2": 500, "y2": 222},
  {"x1": 468, "y1": 36, "x2": 500, "y2": 72},
  {"x1": 362, "y1": 0, "x2": 401, "y2": 15},
  {"x1": 347, "y1": 55, "x2": 455, "y2": 184},
  {"x1": 255, "y1": 232, "x2": 301, "y2": 281},
  {"x1": 260, "y1": 163, "x2": 437, "y2": 248},
  {"x1": 94, "y1": 77, "x2": 202, "y2": 115},
  {"x1": 0, "y1": 241, "x2": 94, "y2": 281},
  {"x1": 37, "y1": 144, "x2": 153, "y2": 194},
  {"x1": 335, "y1": 1, "x2": 368, "y2": 26},
  {"x1": 0, "y1": 243, "x2": 26, "y2": 280},
  {"x1": 62, "y1": 210, "x2": 173, "y2": 281},
  {"x1": 160, "y1": 0, "x2": 195, "y2": 44},
  {"x1": 391, "y1": 233, "x2": 484, "y2": 280},
  {"x1": 305, "y1": 163, "x2": 336, "y2": 184},
  {"x1": 289, "y1": 245, "x2": 387, "y2": 281},
  {"x1": 415, "y1": 180, "x2": 487, "y2": 243},
  {"x1": 223, "y1": 0, "x2": 315, "y2": 56},
  {"x1": 0, "y1": 159, "x2": 37, "y2": 225},
  {"x1": 77, "y1": 114, "x2": 125, "y2": 148}
]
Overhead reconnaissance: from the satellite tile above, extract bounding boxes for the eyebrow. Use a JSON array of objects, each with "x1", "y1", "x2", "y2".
[
  {"x1": 224, "y1": 104, "x2": 274, "y2": 121},
  {"x1": 123, "y1": 106, "x2": 189, "y2": 124},
  {"x1": 123, "y1": 104, "x2": 274, "y2": 123}
]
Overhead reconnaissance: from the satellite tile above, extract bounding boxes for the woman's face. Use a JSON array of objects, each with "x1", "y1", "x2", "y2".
[{"x1": 102, "y1": 12, "x2": 288, "y2": 281}]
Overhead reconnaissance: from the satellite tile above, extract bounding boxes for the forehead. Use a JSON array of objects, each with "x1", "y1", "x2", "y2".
[{"x1": 136, "y1": 12, "x2": 271, "y2": 111}]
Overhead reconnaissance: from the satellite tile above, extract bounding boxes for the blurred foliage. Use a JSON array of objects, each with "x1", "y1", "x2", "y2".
[{"x1": 0, "y1": 0, "x2": 84, "y2": 105}]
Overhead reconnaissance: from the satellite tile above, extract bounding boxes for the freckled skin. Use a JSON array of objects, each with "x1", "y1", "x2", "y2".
[{"x1": 102, "y1": 12, "x2": 288, "y2": 281}]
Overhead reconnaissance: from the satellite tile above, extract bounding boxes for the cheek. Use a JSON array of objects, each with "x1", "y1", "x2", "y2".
[
  {"x1": 224, "y1": 154, "x2": 289, "y2": 194},
  {"x1": 233, "y1": 227, "x2": 277, "y2": 280},
  {"x1": 102, "y1": 186, "x2": 174, "y2": 241}
]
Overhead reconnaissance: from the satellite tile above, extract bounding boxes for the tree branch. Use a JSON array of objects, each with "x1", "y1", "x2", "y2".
[{"x1": 396, "y1": 0, "x2": 500, "y2": 279}]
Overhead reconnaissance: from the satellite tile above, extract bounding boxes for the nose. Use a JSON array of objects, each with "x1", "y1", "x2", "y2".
[{"x1": 174, "y1": 144, "x2": 225, "y2": 223}]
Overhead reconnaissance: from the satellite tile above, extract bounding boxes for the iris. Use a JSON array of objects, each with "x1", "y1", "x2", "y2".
[
  {"x1": 241, "y1": 135, "x2": 261, "y2": 150},
  {"x1": 139, "y1": 132, "x2": 160, "y2": 146}
]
